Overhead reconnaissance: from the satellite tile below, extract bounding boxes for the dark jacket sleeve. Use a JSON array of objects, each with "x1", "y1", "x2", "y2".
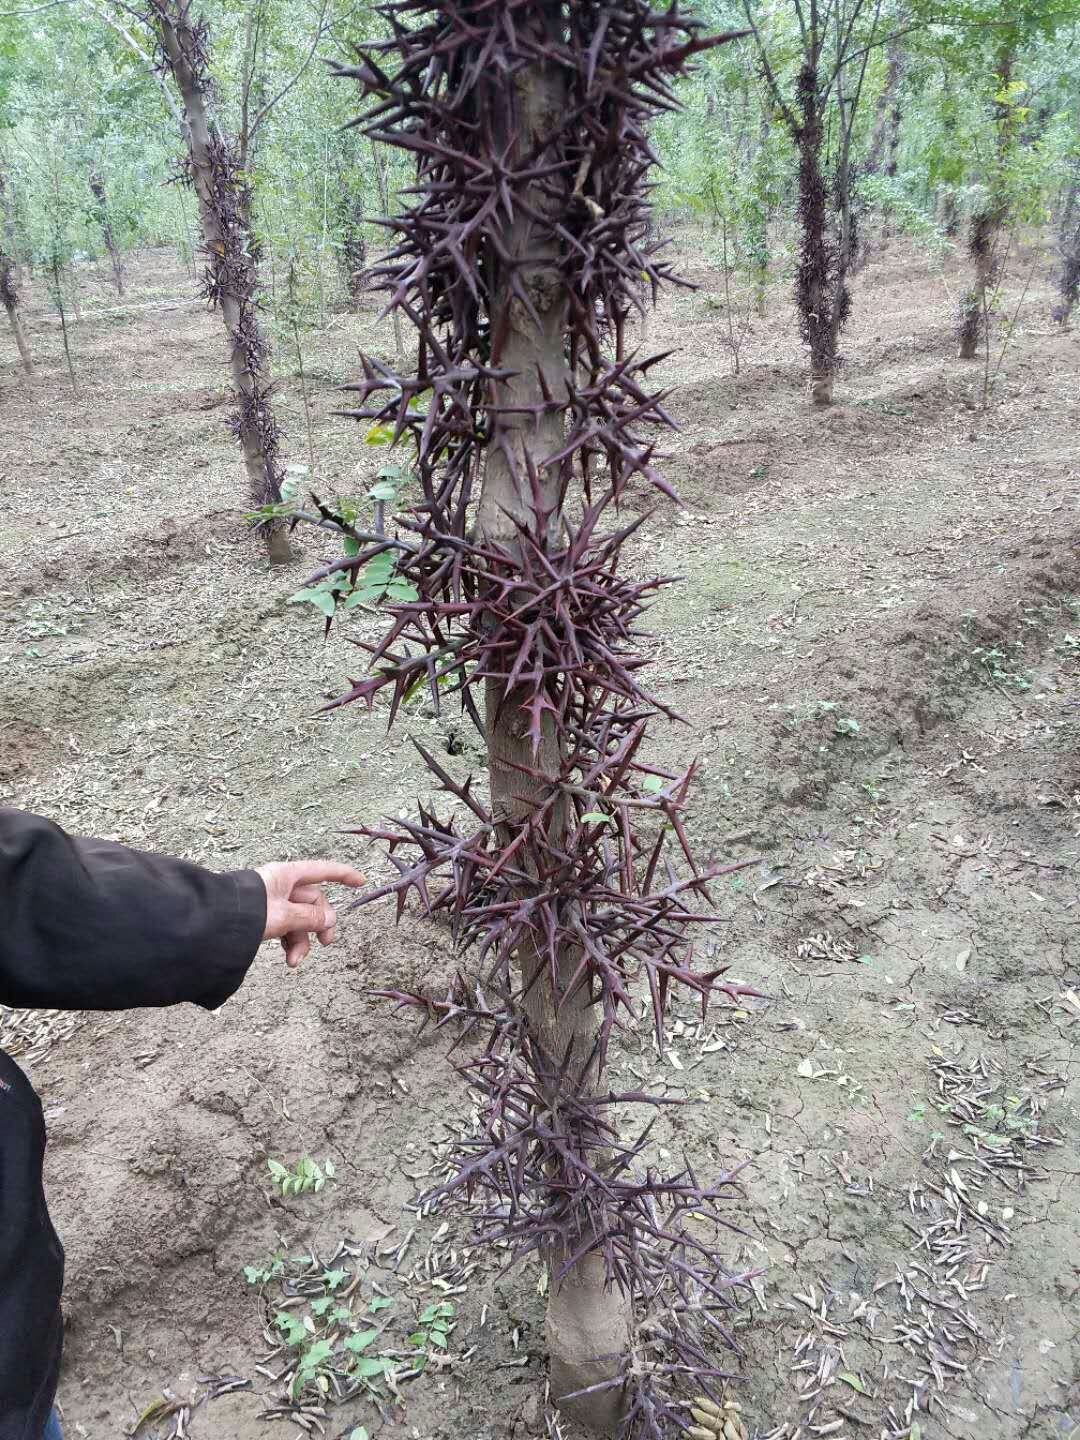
[
  {"x1": 0, "y1": 1051, "x2": 64, "y2": 1440},
  {"x1": 0, "y1": 808, "x2": 267, "y2": 1013}
]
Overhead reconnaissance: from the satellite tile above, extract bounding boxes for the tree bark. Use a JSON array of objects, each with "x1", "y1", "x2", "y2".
[
  {"x1": 338, "y1": 190, "x2": 366, "y2": 309},
  {"x1": 1, "y1": 264, "x2": 34, "y2": 374},
  {"x1": 865, "y1": 36, "x2": 903, "y2": 178},
  {"x1": 88, "y1": 169, "x2": 125, "y2": 296},
  {"x1": 958, "y1": 44, "x2": 1014, "y2": 361},
  {"x1": 153, "y1": 0, "x2": 289, "y2": 563},
  {"x1": 794, "y1": 61, "x2": 837, "y2": 405},
  {"x1": 477, "y1": 15, "x2": 630, "y2": 1431},
  {"x1": 1053, "y1": 173, "x2": 1079, "y2": 326}
]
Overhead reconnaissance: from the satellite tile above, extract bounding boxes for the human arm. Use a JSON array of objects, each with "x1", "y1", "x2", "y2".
[{"x1": 0, "y1": 808, "x2": 364, "y2": 1012}]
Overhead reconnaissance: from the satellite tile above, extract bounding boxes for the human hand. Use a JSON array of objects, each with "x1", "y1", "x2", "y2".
[{"x1": 256, "y1": 860, "x2": 366, "y2": 969}]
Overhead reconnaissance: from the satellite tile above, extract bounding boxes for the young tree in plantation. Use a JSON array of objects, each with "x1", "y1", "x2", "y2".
[
  {"x1": 742, "y1": 0, "x2": 883, "y2": 404},
  {"x1": 277, "y1": 4, "x2": 760, "y2": 1434},
  {"x1": 0, "y1": 165, "x2": 33, "y2": 374},
  {"x1": 150, "y1": 0, "x2": 290, "y2": 562}
]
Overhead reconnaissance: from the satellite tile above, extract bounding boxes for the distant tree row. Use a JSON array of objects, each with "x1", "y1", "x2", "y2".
[{"x1": 1, "y1": 0, "x2": 1078, "y2": 541}]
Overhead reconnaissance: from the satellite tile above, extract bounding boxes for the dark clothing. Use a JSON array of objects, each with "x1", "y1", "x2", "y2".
[{"x1": 0, "y1": 810, "x2": 266, "y2": 1440}]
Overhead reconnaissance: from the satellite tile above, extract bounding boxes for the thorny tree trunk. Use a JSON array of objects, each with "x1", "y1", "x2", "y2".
[
  {"x1": 88, "y1": 169, "x2": 125, "y2": 296},
  {"x1": 1053, "y1": 173, "x2": 1079, "y2": 326},
  {"x1": 0, "y1": 168, "x2": 33, "y2": 374},
  {"x1": 477, "y1": 17, "x2": 631, "y2": 1433},
  {"x1": 958, "y1": 43, "x2": 1014, "y2": 361},
  {"x1": 794, "y1": 61, "x2": 841, "y2": 405},
  {"x1": 153, "y1": 0, "x2": 289, "y2": 562}
]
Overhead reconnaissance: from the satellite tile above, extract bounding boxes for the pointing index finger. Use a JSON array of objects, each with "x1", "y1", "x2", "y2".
[{"x1": 280, "y1": 861, "x2": 367, "y2": 889}]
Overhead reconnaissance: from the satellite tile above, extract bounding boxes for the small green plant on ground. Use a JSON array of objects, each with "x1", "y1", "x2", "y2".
[
  {"x1": 245, "y1": 1251, "x2": 401, "y2": 1409},
  {"x1": 266, "y1": 1155, "x2": 336, "y2": 1197},
  {"x1": 255, "y1": 422, "x2": 420, "y2": 618},
  {"x1": 407, "y1": 1300, "x2": 456, "y2": 1370},
  {"x1": 784, "y1": 698, "x2": 861, "y2": 736},
  {"x1": 970, "y1": 643, "x2": 1031, "y2": 691},
  {"x1": 242, "y1": 1251, "x2": 286, "y2": 1287}
]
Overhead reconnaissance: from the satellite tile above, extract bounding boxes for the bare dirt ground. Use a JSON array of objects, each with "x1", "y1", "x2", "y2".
[{"x1": 1, "y1": 228, "x2": 1077, "y2": 1440}]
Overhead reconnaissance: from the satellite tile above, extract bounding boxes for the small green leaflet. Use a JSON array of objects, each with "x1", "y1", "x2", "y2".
[
  {"x1": 288, "y1": 586, "x2": 336, "y2": 618},
  {"x1": 364, "y1": 422, "x2": 395, "y2": 446},
  {"x1": 640, "y1": 774, "x2": 664, "y2": 794},
  {"x1": 303, "y1": 1339, "x2": 333, "y2": 1367},
  {"x1": 343, "y1": 1328, "x2": 380, "y2": 1353},
  {"x1": 352, "y1": 1356, "x2": 388, "y2": 1378},
  {"x1": 837, "y1": 1371, "x2": 868, "y2": 1395},
  {"x1": 274, "y1": 1312, "x2": 308, "y2": 1347},
  {"x1": 368, "y1": 1295, "x2": 394, "y2": 1313},
  {"x1": 580, "y1": 810, "x2": 611, "y2": 826},
  {"x1": 350, "y1": 1429, "x2": 370, "y2": 1440},
  {"x1": 343, "y1": 552, "x2": 418, "y2": 608}
]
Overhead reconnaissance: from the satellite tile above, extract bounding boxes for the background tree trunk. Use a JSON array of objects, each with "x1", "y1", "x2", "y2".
[
  {"x1": 153, "y1": 0, "x2": 289, "y2": 562},
  {"x1": 958, "y1": 43, "x2": 1014, "y2": 361},
  {"x1": 0, "y1": 253, "x2": 33, "y2": 374},
  {"x1": 1, "y1": 164, "x2": 34, "y2": 374},
  {"x1": 476, "y1": 18, "x2": 631, "y2": 1432},
  {"x1": 369, "y1": 142, "x2": 404, "y2": 364},
  {"x1": 338, "y1": 191, "x2": 366, "y2": 309},
  {"x1": 88, "y1": 169, "x2": 125, "y2": 296},
  {"x1": 795, "y1": 62, "x2": 837, "y2": 405},
  {"x1": 1053, "y1": 171, "x2": 1079, "y2": 326}
]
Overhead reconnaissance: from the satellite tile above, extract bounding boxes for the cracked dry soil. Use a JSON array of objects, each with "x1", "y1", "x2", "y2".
[{"x1": 0, "y1": 230, "x2": 1077, "y2": 1440}]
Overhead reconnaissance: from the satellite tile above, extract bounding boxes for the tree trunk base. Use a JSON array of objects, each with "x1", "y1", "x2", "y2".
[
  {"x1": 4, "y1": 304, "x2": 33, "y2": 375},
  {"x1": 547, "y1": 1255, "x2": 632, "y2": 1437},
  {"x1": 810, "y1": 373, "x2": 834, "y2": 406},
  {"x1": 957, "y1": 336, "x2": 978, "y2": 360},
  {"x1": 266, "y1": 524, "x2": 294, "y2": 566}
]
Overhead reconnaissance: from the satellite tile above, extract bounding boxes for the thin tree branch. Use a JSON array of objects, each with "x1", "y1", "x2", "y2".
[
  {"x1": 79, "y1": 0, "x2": 187, "y2": 138},
  {"x1": 239, "y1": 0, "x2": 266, "y2": 162},
  {"x1": 739, "y1": 0, "x2": 798, "y2": 135},
  {"x1": 820, "y1": 0, "x2": 872, "y2": 107},
  {"x1": 248, "y1": 0, "x2": 331, "y2": 143},
  {"x1": 0, "y1": 0, "x2": 72, "y2": 15},
  {"x1": 791, "y1": 0, "x2": 809, "y2": 51}
]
